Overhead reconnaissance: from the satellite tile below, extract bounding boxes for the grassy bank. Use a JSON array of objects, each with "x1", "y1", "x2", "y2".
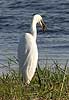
[{"x1": 0, "y1": 60, "x2": 69, "y2": 100}]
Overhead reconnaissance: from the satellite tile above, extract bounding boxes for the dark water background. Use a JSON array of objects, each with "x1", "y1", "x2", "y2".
[{"x1": 0, "y1": 0, "x2": 69, "y2": 73}]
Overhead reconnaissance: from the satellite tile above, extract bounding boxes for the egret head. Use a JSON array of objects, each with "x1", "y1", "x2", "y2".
[{"x1": 33, "y1": 14, "x2": 46, "y2": 31}]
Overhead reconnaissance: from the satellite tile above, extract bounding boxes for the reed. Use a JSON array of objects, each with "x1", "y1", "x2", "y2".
[{"x1": 0, "y1": 58, "x2": 69, "y2": 100}]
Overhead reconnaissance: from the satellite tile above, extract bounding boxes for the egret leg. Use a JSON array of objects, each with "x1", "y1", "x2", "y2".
[{"x1": 36, "y1": 63, "x2": 41, "y2": 87}]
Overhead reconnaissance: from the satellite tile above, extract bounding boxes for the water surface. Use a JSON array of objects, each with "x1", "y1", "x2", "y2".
[{"x1": 0, "y1": 0, "x2": 69, "y2": 72}]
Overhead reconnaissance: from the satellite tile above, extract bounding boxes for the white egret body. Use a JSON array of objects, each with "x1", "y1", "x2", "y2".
[{"x1": 18, "y1": 14, "x2": 46, "y2": 84}]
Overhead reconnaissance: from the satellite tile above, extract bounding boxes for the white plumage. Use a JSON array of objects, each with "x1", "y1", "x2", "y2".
[{"x1": 18, "y1": 14, "x2": 46, "y2": 84}]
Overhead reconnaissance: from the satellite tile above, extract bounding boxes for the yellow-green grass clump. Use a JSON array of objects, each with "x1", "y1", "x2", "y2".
[{"x1": 0, "y1": 61, "x2": 69, "y2": 100}]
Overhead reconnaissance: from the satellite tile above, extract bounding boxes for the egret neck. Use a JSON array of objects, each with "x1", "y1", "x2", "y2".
[{"x1": 31, "y1": 19, "x2": 37, "y2": 41}]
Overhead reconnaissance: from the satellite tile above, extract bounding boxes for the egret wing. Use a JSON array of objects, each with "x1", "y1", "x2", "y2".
[{"x1": 18, "y1": 33, "x2": 38, "y2": 76}]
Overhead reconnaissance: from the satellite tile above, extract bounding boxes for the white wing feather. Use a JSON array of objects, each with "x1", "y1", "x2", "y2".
[{"x1": 18, "y1": 33, "x2": 38, "y2": 83}]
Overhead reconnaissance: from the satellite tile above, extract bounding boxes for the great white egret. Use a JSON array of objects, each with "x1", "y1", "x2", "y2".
[{"x1": 18, "y1": 14, "x2": 46, "y2": 84}]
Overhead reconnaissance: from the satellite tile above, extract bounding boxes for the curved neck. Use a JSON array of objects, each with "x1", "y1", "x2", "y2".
[{"x1": 31, "y1": 20, "x2": 37, "y2": 41}]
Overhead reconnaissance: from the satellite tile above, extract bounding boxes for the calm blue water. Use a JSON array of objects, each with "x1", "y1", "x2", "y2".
[{"x1": 0, "y1": 0, "x2": 69, "y2": 72}]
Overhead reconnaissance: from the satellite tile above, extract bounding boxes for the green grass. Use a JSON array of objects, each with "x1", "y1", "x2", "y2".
[{"x1": 0, "y1": 60, "x2": 69, "y2": 100}]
